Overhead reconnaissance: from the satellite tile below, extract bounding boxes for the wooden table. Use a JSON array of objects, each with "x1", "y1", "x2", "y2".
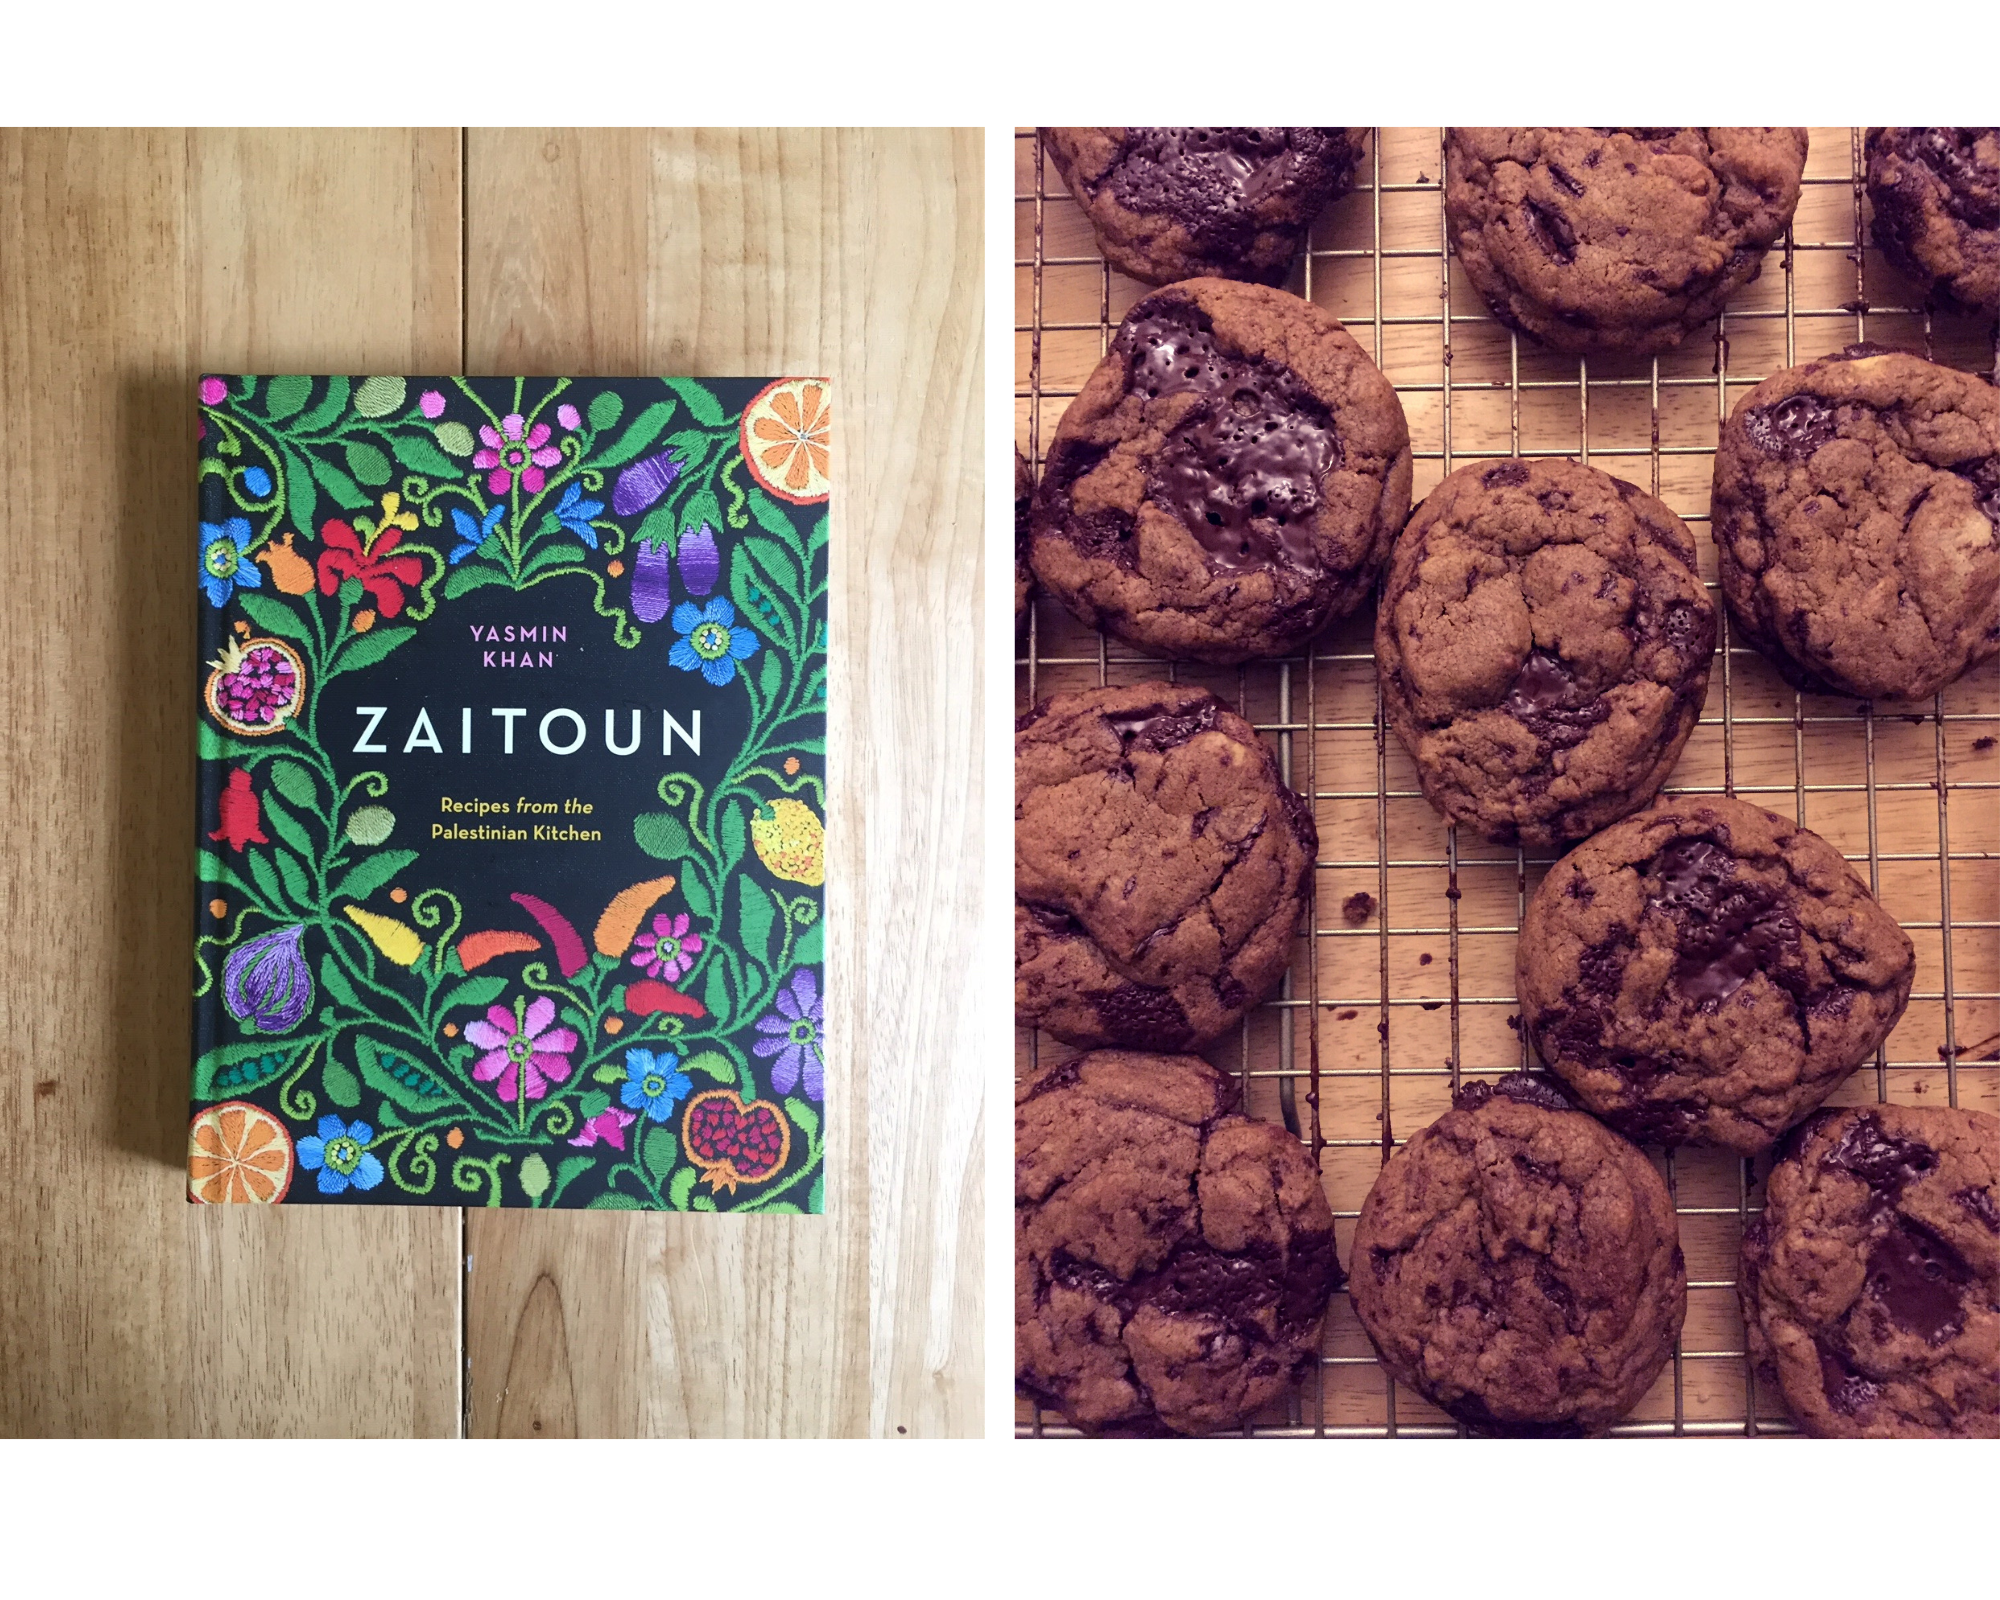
[{"x1": 0, "y1": 129, "x2": 983, "y2": 1437}]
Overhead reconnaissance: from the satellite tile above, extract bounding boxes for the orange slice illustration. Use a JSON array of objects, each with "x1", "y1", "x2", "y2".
[
  {"x1": 188, "y1": 1101, "x2": 295, "y2": 1204},
  {"x1": 741, "y1": 378, "x2": 831, "y2": 505}
]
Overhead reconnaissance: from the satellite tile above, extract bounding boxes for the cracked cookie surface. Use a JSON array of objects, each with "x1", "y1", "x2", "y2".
[
  {"x1": 1866, "y1": 128, "x2": 2000, "y2": 312},
  {"x1": 1041, "y1": 127, "x2": 1369, "y2": 287},
  {"x1": 1016, "y1": 1051, "x2": 1338, "y2": 1434},
  {"x1": 1519, "y1": 797, "x2": 1915, "y2": 1154},
  {"x1": 1712, "y1": 344, "x2": 2000, "y2": 701},
  {"x1": 1376, "y1": 456, "x2": 1714, "y2": 847},
  {"x1": 1741, "y1": 1103, "x2": 2000, "y2": 1437},
  {"x1": 1444, "y1": 128, "x2": 1807, "y2": 355},
  {"x1": 1030, "y1": 278, "x2": 1411, "y2": 663},
  {"x1": 1016, "y1": 682, "x2": 1315, "y2": 1051},
  {"x1": 1349, "y1": 1074, "x2": 1686, "y2": 1435}
]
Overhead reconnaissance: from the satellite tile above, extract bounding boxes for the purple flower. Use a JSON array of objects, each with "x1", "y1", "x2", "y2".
[
  {"x1": 419, "y1": 389, "x2": 446, "y2": 419},
  {"x1": 630, "y1": 911, "x2": 702, "y2": 981},
  {"x1": 677, "y1": 523, "x2": 720, "y2": 597},
  {"x1": 557, "y1": 402, "x2": 582, "y2": 431},
  {"x1": 631, "y1": 540, "x2": 672, "y2": 624},
  {"x1": 473, "y1": 412, "x2": 562, "y2": 497},
  {"x1": 463, "y1": 994, "x2": 579, "y2": 1105},
  {"x1": 753, "y1": 968, "x2": 823, "y2": 1101},
  {"x1": 568, "y1": 1105, "x2": 637, "y2": 1150},
  {"x1": 221, "y1": 924, "x2": 313, "y2": 1034},
  {"x1": 198, "y1": 376, "x2": 228, "y2": 406}
]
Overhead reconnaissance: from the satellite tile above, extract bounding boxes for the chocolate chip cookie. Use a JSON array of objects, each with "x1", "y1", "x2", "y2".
[
  {"x1": 1444, "y1": 128, "x2": 1808, "y2": 356},
  {"x1": 1016, "y1": 1051, "x2": 1339, "y2": 1435},
  {"x1": 1376, "y1": 457, "x2": 1715, "y2": 848},
  {"x1": 1866, "y1": 128, "x2": 2000, "y2": 312},
  {"x1": 1349, "y1": 1074, "x2": 1686, "y2": 1435},
  {"x1": 1741, "y1": 1104, "x2": 2000, "y2": 1438},
  {"x1": 1712, "y1": 345, "x2": 2000, "y2": 701},
  {"x1": 1519, "y1": 797, "x2": 1916, "y2": 1154},
  {"x1": 1016, "y1": 682, "x2": 1315, "y2": 1051},
  {"x1": 1030, "y1": 278, "x2": 1411, "y2": 663},
  {"x1": 1016, "y1": 447, "x2": 1034, "y2": 626},
  {"x1": 1041, "y1": 127, "x2": 1369, "y2": 288}
]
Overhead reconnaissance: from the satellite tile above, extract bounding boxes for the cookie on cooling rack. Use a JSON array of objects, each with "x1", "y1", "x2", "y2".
[
  {"x1": 1040, "y1": 127, "x2": 1369, "y2": 288},
  {"x1": 1375, "y1": 456, "x2": 1715, "y2": 848},
  {"x1": 1016, "y1": 681, "x2": 1315, "y2": 1052},
  {"x1": 1348, "y1": 1073, "x2": 1686, "y2": 1436},
  {"x1": 1016, "y1": 446, "x2": 1035, "y2": 627},
  {"x1": 1518, "y1": 796, "x2": 1916, "y2": 1154},
  {"x1": 1443, "y1": 127, "x2": 1808, "y2": 356},
  {"x1": 1029, "y1": 277, "x2": 1411, "y2": 664},
  {"x1": 1866, "y1": 128, "x2": 2000, "y2": 312},
  {"x1": 1016, "y1": 1050, "x2": 1339, "y2": 1435},
  {"x1": 1712, "y1": 344, "x2": 2000, "y2": 701},
  {"x1": 1741, "y1": 1103, "x2": 2000, "y2": 1438}
]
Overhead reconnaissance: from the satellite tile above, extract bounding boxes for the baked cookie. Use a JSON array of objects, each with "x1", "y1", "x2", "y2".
[
  {"x1": 1444, "y1": 128, "x2": 1808, "y2": 356},
  {"x1": 1040, "y1": 127, "x2": 1369, "y2": 288},
  {"x1": 1349, "y1": 1074, "x2": 1686, "y2": 1435},
  {"x1": 1016, "y1": 682, "x2": 1315, "y2": 1051},
  {"x1": 1741, "y1": 1104, "x2": 2000, "y2": 1438},
  {"x1": 1712, "y1": 344, "x2": 2000, "y2": 701},
  {"x1": 1866, "y1": 128, "x2": 2000, "y2": 312},
  {"x1": 1030, "y1": 278, "x2": 1411, "y2": 663},
  {"x1": 1016, "y1": 447, "x2": 1034, "y2": 626},
  {"x1": 1519, "y1": 797, "x2": 1916, "y2": 1154},
  {"x1": 1376, "y1": 457, "x2": 1715, "y2": 848},
  {"x1": 1016, "y1": 1051, "x2": 1339, "y2": 1435}
]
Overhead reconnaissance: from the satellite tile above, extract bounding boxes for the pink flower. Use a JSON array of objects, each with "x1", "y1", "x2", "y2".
[
  {"x1": 472, "y1": 412, "x2": 562, "y2": 497},
  {"x1": 199, "y1": 377, "x2": 227, "y2": 406},
  {"x1": 557, "y1": 403, "x2": 582, "y2": 431},
  {"x1": 464, "y1": 995, "x2": 578, "y2": 1105},
  {"x1": 420, "y1": 389, "x2": 446, "y2": 418},
  {"x1": 630, "y1": 911, "x2": 702, "y2": 981},
  {"x1": 567, "y1": 1106, "x2": 637, "y2": 1151}
]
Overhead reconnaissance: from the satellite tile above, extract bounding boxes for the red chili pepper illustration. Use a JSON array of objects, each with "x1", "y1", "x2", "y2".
[{"x1": 510, "y1": 892, "x2": 588, "y2": 977}]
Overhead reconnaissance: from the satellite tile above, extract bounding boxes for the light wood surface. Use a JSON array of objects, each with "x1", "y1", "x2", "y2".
[
  {"x1": 1015, "y1": 128, "x2": 2000, "y2": 1436},
  {"x1": 0, "y1": 127, "x2": 983, "y2": 1437}
]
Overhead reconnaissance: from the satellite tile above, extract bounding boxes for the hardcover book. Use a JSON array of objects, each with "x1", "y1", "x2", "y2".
[{"x1": 189, "y1": 374, "x2": 829, "y2": 1211}]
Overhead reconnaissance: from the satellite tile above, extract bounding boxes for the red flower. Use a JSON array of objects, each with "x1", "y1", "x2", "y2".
[{"x1": 315, "y1": 519, "x2": 423, "y2": 618}]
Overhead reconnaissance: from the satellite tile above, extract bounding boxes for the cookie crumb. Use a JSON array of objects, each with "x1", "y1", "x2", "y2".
[
  {"x1": 1419, "y1": 952, "x2": 1433, "y2": 966},
  {"x1": 1336, "y1": 1008, "x2": 1358, "y2": 1021},
  {"x1": 1342, "y1": 891, "x2": 1375, "y2": 926},
  {"x1": 1973, "y1": 735, "x2": 1996, "y2": 753},
  {"x1": 1506, "y1": 1013, "x2": 1522, "y2": 1033}
]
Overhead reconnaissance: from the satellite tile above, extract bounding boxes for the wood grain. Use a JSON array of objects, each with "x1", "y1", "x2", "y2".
[
  {"x1": 461, "y1": 129, "x2": 984, "y2": 1437},
  {"x1": 1015, "y1": 128, "x2": 2000, "y2": 1435},
  {"x1": 0, "y1": 129, "x2": 464, "y2": 1436}
]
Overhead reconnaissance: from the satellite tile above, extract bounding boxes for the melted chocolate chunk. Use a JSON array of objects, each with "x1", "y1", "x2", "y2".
[
  {"x1": 1523, "y1": 198, "x2": 1578, "y2": 264},
  {"x1": 1123, "y1": 305, "x2": 1340, "y2": 574},
  {"x1": 1482, "y1": 460, "x2": 1530, "y2": 489},
  {"x1": 1107, "y1": 698, "x2": 1220, "y2": 752},
  {"x1": 1866, "y1": 1218, "x2": 1971, "y2": 1344},
  {"x1": 1502, "y1": 651, "x2": 1612, "y2": 748},
  {"x1": 1820, "y1": 1111, "x2": 1939, "y2": 1198},
  {"x1": 1816, "y1": 1342, "x2": 1882, "y2": 1416},
  {"x1": 1604, "y1": 1100, "x2": 1704, "y2": 1146},
  {"x1": 1023, "y1": 901, "x2": 1083, "y2": 938},
  {"x1": 1646, "y1": 838, "x2": 1801, "y2": 1009},
  {"x1": 1453, "y1": 1072, "x2": 1575, "y2": 1115},
  {"x1": 1950, "y1": 454, "x2": 2000, "y2": 525},
  {"x1": 1107, "y1": 127, "x2": 1346, "y2": 242},
  {"x1": 1092, "y1": 982, "x2": 1193, "y2": 1047},
  {"x1": 1954, "y1": 1186, "x2": 2000, "y2": 1232},
  {"x1": 1877, "y1": 127, "x2": 2000, "y2": 228},
  {"x1": 1742, "y1": 393, "x2": 1839, "y2": 461}
]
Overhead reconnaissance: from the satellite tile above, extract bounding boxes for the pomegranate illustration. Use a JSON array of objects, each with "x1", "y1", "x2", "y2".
[
  {"x1": 680, "y1": 1090, "x2": 790, "y2": 1193},
  {"x1": 205, "y1": 635, "x2": 306, "y2": 737},
  {"x1": 208, "y1": 767, "x2": 269, "y2": 853}
]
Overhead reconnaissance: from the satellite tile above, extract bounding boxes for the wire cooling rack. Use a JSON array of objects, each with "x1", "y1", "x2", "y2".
[{"x1": 1015, "y1": 128, "x2": 2000, "y2": 1438}]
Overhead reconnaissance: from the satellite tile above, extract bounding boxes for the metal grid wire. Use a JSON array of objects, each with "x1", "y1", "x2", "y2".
[{"x1": 1015, "y1": 128, "x2": 2000, "y2": 1438}]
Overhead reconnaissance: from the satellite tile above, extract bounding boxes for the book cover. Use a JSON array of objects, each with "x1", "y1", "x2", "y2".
[{"x1": 189, "y1": 375, "x2": 829, "y2": 1211}]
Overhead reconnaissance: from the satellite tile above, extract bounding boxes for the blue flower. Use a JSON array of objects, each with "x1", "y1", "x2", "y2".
[
  {"x1": 295, "y1": 1114, "x2": 384, "y2": 1196},
  {"x1": 668, "y1": 597, "x2": 759, "y2": 686},
  {"x1": 198, "y1": 518, "x2": 261, "y2": 608},
  {"x1": 448, "y1": 503, "x2": 505, "y2": 565},
  {"x1": 553, "y1": 480, "x2": 605, "y2": 549},
  {"x1": 241, "y1": 466, "x2": 272, "y2": 497},
  {"x1": 619, "y1": 1048, "x2": 692, "y2": 1123}
]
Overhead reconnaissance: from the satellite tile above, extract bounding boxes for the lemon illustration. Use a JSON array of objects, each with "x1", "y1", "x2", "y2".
[{"x1": 750, "y1": 798, "x2": 824, "y2": 887}]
